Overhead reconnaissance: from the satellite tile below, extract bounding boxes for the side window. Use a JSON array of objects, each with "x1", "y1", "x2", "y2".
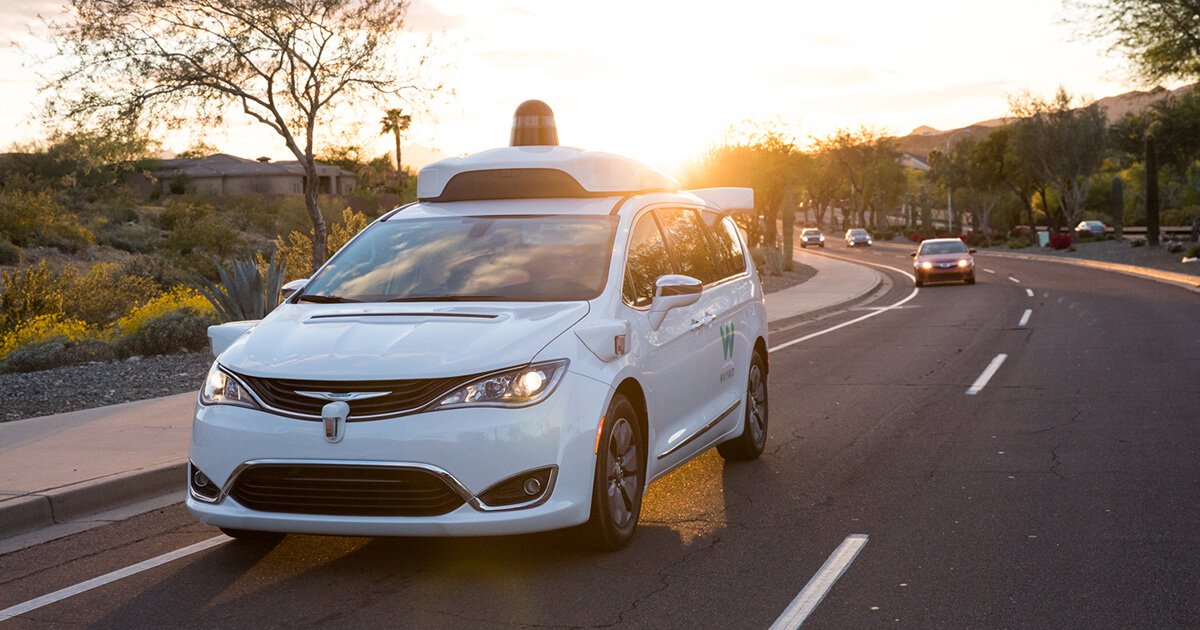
[
  {"x1": 702, "y1": 211, "x2": 747, "y2": 278},
  {"x1": 655, "y1": 208, "x2": 721, "y2": 284},
  {"x1": 623, "y1": 213, "x2": 673, "y2": 307}
]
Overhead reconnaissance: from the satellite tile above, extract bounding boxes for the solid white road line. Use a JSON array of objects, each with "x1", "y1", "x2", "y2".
[
  {"x1": 966, "y1": 354, "x2": 1008, "y2": 395},
  {"x1": 0, "y1": 535, "x2": 230, "y2": 621},
  {"x1": 1018, "y1": 309, "x2": 1032, "y2": 327},
  {"x1": 1025, "y1": 289, "x2": 1034, "y2": 297},
  {"x1": 769, "y1": 535, "x2": 869, "y2": 630},
  {"x1": 1008, "y1": 276, "x2": 1021, "y2": 284},
  {"x1": 983, "y1": 268, "x2": 996, "y2": 274},
  {"x1": 770, "y1": 257, "x2": 918, "y2": 353}
]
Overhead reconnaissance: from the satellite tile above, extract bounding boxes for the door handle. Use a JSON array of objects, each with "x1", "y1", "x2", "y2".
[{"x1": 690, "y1": 311, "x2": 716, "y2": 330}]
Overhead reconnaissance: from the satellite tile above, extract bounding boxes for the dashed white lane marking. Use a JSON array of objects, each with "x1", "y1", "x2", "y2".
[
  {"x1": 1025, "y1": 289, "x2": 1034, "y2": 297},
  {"x1": 1008, "y1": 276, "x2": 1021, "y2": 284},
  {"x1": 967, "y1": 354, "x2": 1008, "y2": 395},
  {"x1": 770, "y1": 258, "x2": 918, "y2": 353},
  {"x1": 983, "y1": 268, "x2": 996, "y2": 274},
  {"x1": 0, "y1": 535, "x2": 230, "y2": 621},
  {"x1": 1018, "y1": 309, "x2": 1032, "y2": 327},
  {"x1": 769, "y1": 534, "x2": 869, "y2": 630}
]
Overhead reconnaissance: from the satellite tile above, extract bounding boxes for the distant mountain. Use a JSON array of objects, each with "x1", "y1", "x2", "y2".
[{"x1": 896, "y1": 83, "x2": 1196, "y2": 159}]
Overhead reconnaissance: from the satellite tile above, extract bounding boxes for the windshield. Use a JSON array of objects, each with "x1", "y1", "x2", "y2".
[
  {"x1": 920, "y1": 241, "x2": 968, "y2": 255},
  {"x1": 803, "y1": 229, "x2": 820, "y2": 236},
  {"x1": 300, "y1": 215, "x2": 619, "y2": 302}
]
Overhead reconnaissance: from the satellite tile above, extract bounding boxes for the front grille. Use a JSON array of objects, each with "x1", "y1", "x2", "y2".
[
  {"x1": 231, "y1": 371, "x2": 481, "y2": 419},
  {"x1": 229, "y1": 464, "x2": 465, "y2": 517}
]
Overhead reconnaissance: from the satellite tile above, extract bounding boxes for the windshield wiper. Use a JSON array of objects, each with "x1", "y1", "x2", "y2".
[
  {"x1": 385, "y1": 295, "x2": 512, "y2": 302},
  {"x1": 297, "y1": 294, "x2": 361, "y2": 304}
]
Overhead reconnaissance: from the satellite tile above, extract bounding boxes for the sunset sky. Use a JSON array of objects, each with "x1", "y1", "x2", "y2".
[{"x1": 0, "y1": 0, "x2": 1183, "y2": 176}]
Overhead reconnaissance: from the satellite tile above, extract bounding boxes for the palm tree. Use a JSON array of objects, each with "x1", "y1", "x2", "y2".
[{"x1": 380, "y1": 108, "x2": 411, "y2": 194}]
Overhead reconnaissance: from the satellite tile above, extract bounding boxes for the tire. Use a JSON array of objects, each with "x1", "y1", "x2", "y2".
[
  {"x1": 582, "y1": 394, "x2": 645, "y2": 551},
  {"x1": 801, "y1": 243, "x2": 807, "y2": 248},
  {"x1": 915, "y1": 275, "x2": 924, "y2": 288},
  {"x1": 219, "y1": 527, "x2": 285, "y2": 544},
  {"x1": 717, "y1": 351, "x2": 768, "y2": 461},
  {"x1": 819, "y1": 243, "x2": 825, "y2": 248}
]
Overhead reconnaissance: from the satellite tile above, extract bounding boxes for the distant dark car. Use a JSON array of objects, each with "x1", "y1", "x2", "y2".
[
  {"x1": 912, "y1": 238, "x2": 975, "y2": 287},
  {"x1": 844, "y1": 228, "x2": 872, "y2": 247},
  {"x1": 800, "y1": 228, "x2": 825, "y2": 248},
  {"x1": 1074, "y1": 220, "x2": 1108, "y2": 236}
]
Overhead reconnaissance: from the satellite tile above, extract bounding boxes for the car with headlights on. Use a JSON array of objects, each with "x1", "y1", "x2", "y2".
[
  {"x1": 187, "y1": 101, "x2": 770, "y2": 551},
  {"x1": 800, "y1": 228, "x2": 825, "y2": 248},
  {"x1": 911, "y1": 237, "x2": 975, "y2": 287},
  {"x1": 844, "y1": 228, "x2": 872, "y2": 247}
]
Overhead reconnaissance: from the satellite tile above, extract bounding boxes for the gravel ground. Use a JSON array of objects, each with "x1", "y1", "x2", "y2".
[
  {"x1": 0, "y1": 263, "x2": 819, "y2": 423},
  {"x1": 0, "y1": 352, "x2": 212, "y2": 423},
  {"x1": 990, "y1": 237, "x2": 1200, "y2": 277}
]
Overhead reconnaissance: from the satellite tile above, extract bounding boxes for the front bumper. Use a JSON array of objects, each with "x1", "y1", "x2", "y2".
[
  {"x1": 187, "y1": 371, "x2": 610, "y2": 537},
  {"x1": 917, "y1": 264, "x2": 973, "y2": 281}
]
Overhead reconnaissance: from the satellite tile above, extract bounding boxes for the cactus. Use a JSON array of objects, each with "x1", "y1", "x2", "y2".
[{"x1": 196, "y1": 256, "x2": 286, "y2": 322}]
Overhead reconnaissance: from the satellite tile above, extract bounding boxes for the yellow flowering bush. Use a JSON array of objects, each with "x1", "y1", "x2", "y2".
[
  {"x1": 114, "y1": 287, "x2": 215, "y2": 336},
  {"x1": 0, "y1": 314, "x2": 92, "y2": 361}
]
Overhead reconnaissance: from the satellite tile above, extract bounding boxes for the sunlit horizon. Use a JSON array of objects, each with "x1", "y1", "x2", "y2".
[{"x1": 0, "y1": 0, "x2": 1188, "y2": 178}]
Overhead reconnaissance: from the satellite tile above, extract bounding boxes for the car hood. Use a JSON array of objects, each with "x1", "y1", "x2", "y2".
[
  {"x1": 917, "y1": 253, "x2": 972, "y2": 263},
  {"x1": 219, "y1": 301, "x2": 589, "y2": 380}
]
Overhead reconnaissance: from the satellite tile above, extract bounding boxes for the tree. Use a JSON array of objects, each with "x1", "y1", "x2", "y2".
[
  {"x1": 813, "y1": 128, "x2": 899, "y2": 230},
  {"x1": 47, "y1": 0, "x2": 435, "y2": 271},
  {"x1": 1009, "y1": 88, "x2": 1108, "y2": 231},
  {"x1": 1071, "y1": 0, "x2": 1200, "y2": 83},
  {"x1": 380, "y1": 108, "x2": 411, "y2": 193}
]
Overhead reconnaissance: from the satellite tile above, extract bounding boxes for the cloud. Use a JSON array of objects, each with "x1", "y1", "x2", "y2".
[{"x1": 404, "y1": 1, "x2": 467, "y2": 32}]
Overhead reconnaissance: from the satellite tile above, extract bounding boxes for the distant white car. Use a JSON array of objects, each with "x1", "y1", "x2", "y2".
[
  {"x1": 187, "y1": 103, "x2": 770, "y2": 551},
  {"x1": 800, "y1": 228, "x2": 825, "y2": 248},
  {"x1": 1074, "y1": 220, "x2": 1108, "y2": 236}
]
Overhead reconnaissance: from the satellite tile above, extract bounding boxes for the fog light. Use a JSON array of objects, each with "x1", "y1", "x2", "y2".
[
  {"x1": 478, "y1": 466, "x2": 556, "y2": 508},
  {"x1": 193, "y1": 470, "x2": 210, "y2": 488},
  {"x1": 189, "y1": 462, "x2": 221, "y2": 503}
]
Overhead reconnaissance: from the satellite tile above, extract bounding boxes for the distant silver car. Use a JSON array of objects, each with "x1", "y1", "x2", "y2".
[
  {"x1": 844, "y1": 228, "x2": 872, "y2": 247},
  {"x1": 800, "y1": 228, "x2": 825, "y2": 248}
]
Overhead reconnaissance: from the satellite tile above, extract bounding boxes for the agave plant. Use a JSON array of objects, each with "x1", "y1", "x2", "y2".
[{"x1": 197, "y1": 257, "x2": 286, "y2": 322}]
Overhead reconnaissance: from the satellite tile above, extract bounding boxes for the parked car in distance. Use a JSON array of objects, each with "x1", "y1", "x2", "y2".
[
  {"x1": 911, "y1": 238, "x2": 975, "y2": 287},
  {"x1": 1074, "y1": 220, "x2": 1108, "y2": 236},
  {"x1": 844, "y1": 228, "x2": 872, "y2": 247},
  {"x1": 800, "y1": 228, "x2": 825, "y2": 248}
]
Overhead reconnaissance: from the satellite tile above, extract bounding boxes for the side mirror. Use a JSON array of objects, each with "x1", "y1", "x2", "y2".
[
  {"x1": 648, "y1": 274, "x2": 703, "y2": 331},
  {"x1": 208, "y1": 321, "x2": 258, "y2": 357},
  {"x1": 281, "y1": 278, "x2": 308, "y2": 301},
  {"x1": 910, "y1": 252, "x2": 917, "y2": 258},
  {"x1": 968, "y1": 248, "x2": 977, "y2": 254}
]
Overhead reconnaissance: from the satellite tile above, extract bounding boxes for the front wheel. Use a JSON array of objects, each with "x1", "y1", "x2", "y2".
[
  {"x1": 718, "y1": 351, "x2": 768, "y2": 461},
  {"x1": 581, "y1": 394, "x2": 645, "y2": 551}
]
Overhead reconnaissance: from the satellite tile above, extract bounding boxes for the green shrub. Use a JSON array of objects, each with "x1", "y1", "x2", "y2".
[
  {"x1": 1007, "y1": 236, "x2": 1032, "y2": 249},
  {"x1": 0, "y1": 237, "x2": 21, "y2": 265},
  {"x1": 99, "y1": 221, "x2": 161, "y2": 253},
  {"x1": 119, "y1": 307, "x2": 215, "y2": 356},
  {"x1": 274, "y1": 207, "x2": 368, "y2": 281},
  {"x1": 0, "y1": 336, "x2": 116, "y2": 373},
  {"x1": 0, "y1": 262, "x2": 68, "y2": 333},
  {"x1": 0, "y1": 190, "x2": 94, "y2": 253},
  {"x1": 1187, "y1": 244, "x2": 1200, "y2": 259},
  {"x1": 117, "y1": 255, "x2": 191, "y2": 291},
  {"x1": 115, "y1": 286, "x2": 214, "y2": 335},
  {"x1": 64, "y1": 263, "x2": 160, "y2": 327}
]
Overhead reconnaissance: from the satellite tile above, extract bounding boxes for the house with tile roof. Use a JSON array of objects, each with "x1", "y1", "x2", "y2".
[{"x1": 149, "y1": 153, "x2": 356, "y2": 196}]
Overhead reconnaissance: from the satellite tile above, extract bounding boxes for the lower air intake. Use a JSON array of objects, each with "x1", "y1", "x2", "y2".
[{"x1": 230, "y1": 464, "x2": 465, "y2": 517}]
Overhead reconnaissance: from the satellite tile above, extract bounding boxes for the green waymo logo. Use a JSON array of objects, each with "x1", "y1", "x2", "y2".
[{"x1": 720, "y1": 322, "x2": 735, "y2": 360}]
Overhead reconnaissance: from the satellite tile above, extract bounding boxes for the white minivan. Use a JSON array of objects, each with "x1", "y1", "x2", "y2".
[{"x1": 188, "y1": 107, "x2": 769, "y2": 550}]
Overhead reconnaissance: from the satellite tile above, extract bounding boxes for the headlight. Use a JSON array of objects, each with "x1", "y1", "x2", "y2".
[
  {"x1": 200, "y1": 362, "x2": 259, "y2": 408},
  {"x1": 957, "y1": 259, "x2": 970, "y2": 268},
  {"x1": 429, "y1": 360, "x2": 568, "y2": 411},
  {"x1": 920, "y1": 261, "x2": 933, "y2": 270}
]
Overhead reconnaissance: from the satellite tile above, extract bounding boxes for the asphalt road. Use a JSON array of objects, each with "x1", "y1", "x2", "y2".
[{"x1": 3, "y1": 243, "x2": 1199, "y2": 629}]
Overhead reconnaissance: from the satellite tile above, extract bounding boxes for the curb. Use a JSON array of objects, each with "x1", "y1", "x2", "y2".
[
  {"x1": 0, "y1": 461, "x2": 185, "y2": 540},
  {"x1": 767, "y1": 257, "x2": 886, "y2": 332},
  {"x1": 978, "y1": 249, "x2": 1200, "y2": 293}
]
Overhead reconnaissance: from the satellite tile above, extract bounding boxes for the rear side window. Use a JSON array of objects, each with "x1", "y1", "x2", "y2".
[
  {"x1": 702, "y1": 211, "x2": 747, "y2": 278},
  {"x1": 655, "y1": 208, "x2": 721, "y2": 284},
  {"x1": 623, "y1": 213, "x2": 673, "y2": 307}
]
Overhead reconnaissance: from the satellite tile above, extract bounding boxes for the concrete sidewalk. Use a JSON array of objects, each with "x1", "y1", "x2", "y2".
[{"x1": 0, "y1": 250, "x2": 880, "y2": 546}]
